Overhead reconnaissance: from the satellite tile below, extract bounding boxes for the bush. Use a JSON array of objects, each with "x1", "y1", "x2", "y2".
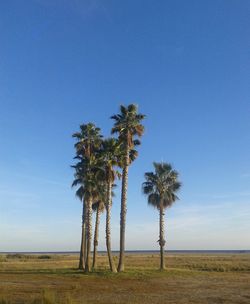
[
  {"x1": 38, "y1": 255, "x2": 52, "y2": 260},
  {"x1": 6, "y1": 254, "x2": 24, "y2": 259}
]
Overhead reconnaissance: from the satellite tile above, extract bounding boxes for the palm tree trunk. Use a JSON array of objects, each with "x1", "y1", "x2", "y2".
[
  {"x1": 79, "y1": 201, "x2": 86, "y2": 270},
  {"x1": 85, "y1": 197, "x2": 93, "y2": 273},
  {"x1": 118, "y1": 145, "x2": 129, "y2": 272},
  {"x1": 106, "y1": 180, "x2": 117, "y2": 273},
  {"x1": 92, "y1": 204, "x2": 100, "y2": 270},
  {"x1": 159, "y1": 201, "x2": 166, "y2": 270},
  {"x1": 84, "y1": 204, "x2": 87, "y2": 262}
]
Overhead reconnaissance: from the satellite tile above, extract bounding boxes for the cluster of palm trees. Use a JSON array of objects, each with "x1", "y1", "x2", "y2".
[{"x1": 72, "y1": 104, "x2": 181, "y2": 273}]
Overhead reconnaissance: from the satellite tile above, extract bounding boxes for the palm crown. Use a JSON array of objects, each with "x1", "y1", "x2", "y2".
[
  {"x1": 111, "y1": 104, "x2": 145, "y2": 163},
  {"x1": 142, "y1": 162, "x2": 181, "y2": 209},
  {"x1": 72, "y1": 157, "x2": 100, "y2": 203},
  {"x1": 73, "y1": 123, "x2": 103, "y2": 158},
  {"x1": 72, "y1": 122, "x2": 103, "y2": 201},
  {"x1": 100, "y1": 138, "x2": 121, "y2": 182}
]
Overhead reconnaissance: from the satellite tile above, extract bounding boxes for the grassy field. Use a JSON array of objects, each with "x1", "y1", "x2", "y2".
[{"x1": 0, "y1": 253, "x2": 250, "y2": 304}]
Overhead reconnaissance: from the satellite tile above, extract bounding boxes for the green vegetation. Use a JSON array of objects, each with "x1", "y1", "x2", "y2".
[
  {"x1": 72, "y1": 104, "x2": 146, "y2": 273},
  {"x1": 111, "y1": 104, "x2": 145, "y2": 272},
  {"x1": 70, "y1": 104, "x2": 184, "y2": 275},
  {"x1": 142, "y1": 162, "x2": 181, "y2": 270},
  {"x1": 72, "y1": 122, "x2": 103, "y2": 272},
  {"x1": 0, "y1": 253, "x2": 250, "y2": 303},
  {"x1": 1, "y1": 290, "x2": 76, "y2": 304},
  {"x1": 4, "y1": 104, "x2": 248, "y2": 304},
  {"x1": 5, "y1": 254, "x2": 52, "y2": 260}
]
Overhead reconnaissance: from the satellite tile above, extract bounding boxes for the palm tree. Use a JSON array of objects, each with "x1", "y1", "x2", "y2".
[
  {"x1": 72, "y1": 123, "x2": 103, "y2": 273},
  {"x1": 92, "y1": 200, "x2": 105, "y2": 270},
  {"x1": 72, "y1": 157, "x2": 99, "y2": 272},
  {"x1": 142, "y1": 162, "x2": 181, "y2": 270},
  {"x1": 71, "y1": 180, "x2": 86, "y2": 270},
  {"x1": 111, "y1": 104, "x2": 145, "y2": 272},
  {"x1": 100, "y1": 138, "x2": 121, "y2": 273}
]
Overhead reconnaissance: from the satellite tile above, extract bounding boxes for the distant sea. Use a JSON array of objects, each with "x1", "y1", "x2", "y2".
[{"x1": 1, "y1": 250, "x2": 250, "y2": 255}]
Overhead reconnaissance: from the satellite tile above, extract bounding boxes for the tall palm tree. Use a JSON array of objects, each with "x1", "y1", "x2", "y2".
[
  {"x1": 72, "y1": 157, "x2": 100, "y2": 272},
  {"x1": 111, "y1": 104, "x2": 145, "y2": 272},
  {"x1": 100, "y1": 138, "x2": 121, "y2": 273},
  {"x1": 92, "y1": 200, "x2": 105, "y2": 270},
  {"x1": 71, "y1": 180, "x2": 86, "y2": 270},
  {"x1": 142, "y1": 162, "x2": 181, "y2": 270},
  {"x1": 72, "y1": 123, "x2": 103, "y2": 273}
]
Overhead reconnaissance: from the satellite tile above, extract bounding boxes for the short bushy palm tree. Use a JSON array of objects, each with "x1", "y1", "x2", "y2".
[
  {"x1": 142, "y1": 162, "x2": 181, "y2": 270},
  {"x1": 111, "y1": 104, "x2": 145, "y2": 272}
]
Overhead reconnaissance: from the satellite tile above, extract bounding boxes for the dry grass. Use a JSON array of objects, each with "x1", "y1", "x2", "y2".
[{"x1": 0, "y1": 253, "x2": 250, "y2": 303}]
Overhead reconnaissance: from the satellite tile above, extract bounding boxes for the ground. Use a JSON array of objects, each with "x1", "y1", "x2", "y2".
[{"x1": 0, "y1": 253, "x2": 250, "y2": 303}]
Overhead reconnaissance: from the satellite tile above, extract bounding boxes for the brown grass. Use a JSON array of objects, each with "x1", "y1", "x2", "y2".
[{"x1": 0, "y1": 253, "x2": 250, "y2": 303}]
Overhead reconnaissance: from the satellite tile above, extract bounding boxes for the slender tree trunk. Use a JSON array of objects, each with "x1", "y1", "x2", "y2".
[
  {"x1": 84, "y1": 203, "x2": 87, "y2": 262},
  {"x1": 118, "y1": 145, "x2": 129, "y2": 272},
  {"x1": 85, "y1": 197, "x2": 93, "y2": 273},
  {"x1": 106, "y1": 179, "x2": 117, "y2": 273},
  {"x1": 79, "y1": 201, "x2": 86, "y2": 270},
  {"x1": 92, "y1": 204, "x2": 100, "y2": 270},
  {"x1": 159, "y1": 200, "x2": 166, "y2": 270}
]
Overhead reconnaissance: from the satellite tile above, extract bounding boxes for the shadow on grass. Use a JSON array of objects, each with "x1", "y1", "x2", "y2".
[
  {"x1": 1, "y1": 265, "x2": 240, "y2": 278},
  {"x1": 0, "y1": 266, "x2": 177, "y2": 277},
  {"x1": 0, "y1": 268, "x2": 81, "y2": 276}
]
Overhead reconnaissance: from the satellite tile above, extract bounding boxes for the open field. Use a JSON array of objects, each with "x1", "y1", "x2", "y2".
[{"x1": 0, "y1": 253, "x2": 250, "y2": 304}]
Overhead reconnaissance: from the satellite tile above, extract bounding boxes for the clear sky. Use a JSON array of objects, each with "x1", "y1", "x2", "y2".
[{"x1": 0, "y1": 0, "x2": 249, "y2": 251}]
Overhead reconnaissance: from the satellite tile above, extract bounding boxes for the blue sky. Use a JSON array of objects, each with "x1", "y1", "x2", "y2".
[{"x1": 0, "y1": 0, "x2": 249, "y2": 251}]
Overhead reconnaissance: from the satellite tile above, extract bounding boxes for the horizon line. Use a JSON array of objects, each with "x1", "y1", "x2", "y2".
[{"x1": 1, "y1": 249, "x2": 249, "y2": 254}]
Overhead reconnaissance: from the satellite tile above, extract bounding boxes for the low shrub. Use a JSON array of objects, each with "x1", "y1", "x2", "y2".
[{"x1": 38, "y1": 255, "x2": 52, "y2": 260}]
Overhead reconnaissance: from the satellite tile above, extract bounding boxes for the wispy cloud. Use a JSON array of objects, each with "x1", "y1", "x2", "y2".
[
  {"x1": 0, "y1": 188, "x2": 38, "y2": 199},
  {"x1": 194, "y1": 191, "x2": 250, "y2": 200},
  {"x1": 11, "y1": 172, "x2": 69, "y2": 188},
  {"x1": 211, "y1": 191, "x2": 250, "y2": 199},
  {"x1": 166, "y1": 200, "x2": 250, "y2": 231}
]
